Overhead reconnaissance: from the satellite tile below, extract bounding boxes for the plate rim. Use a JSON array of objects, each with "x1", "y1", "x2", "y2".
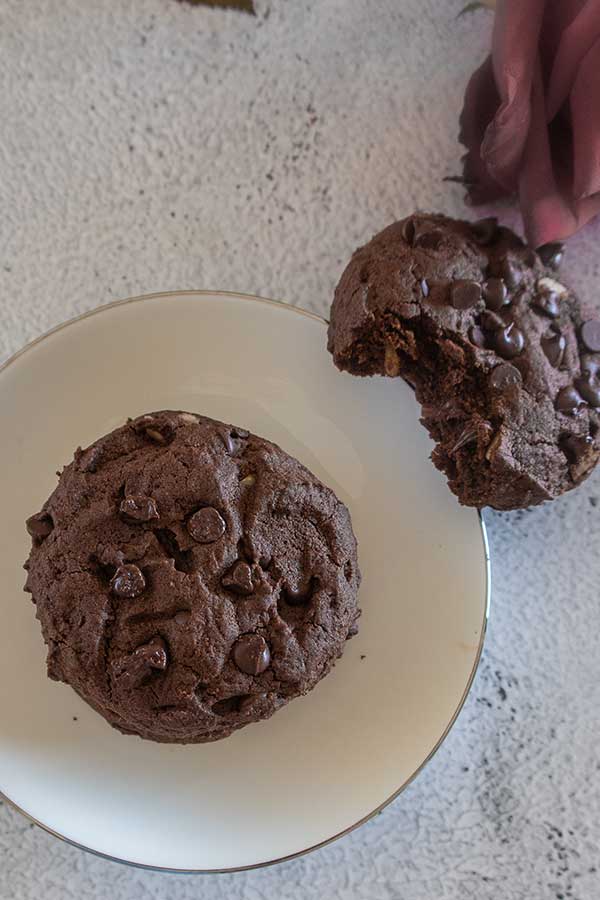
[{"x1": 0, "y1": 290, "x2": 491, "y2": 874}]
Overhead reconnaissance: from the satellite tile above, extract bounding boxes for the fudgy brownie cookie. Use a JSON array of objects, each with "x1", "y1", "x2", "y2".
[
  {"x1": 24, "y1": 412, "x2": 360, "y2": 743},
  {"x1": 328, "y1": 213, "x2": 600, "y2": 509}
]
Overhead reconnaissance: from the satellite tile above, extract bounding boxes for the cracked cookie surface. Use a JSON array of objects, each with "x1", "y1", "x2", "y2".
[
  {"x1": 328, "y1": 213, "x2": 600, "y2": 509},
  {"x1": 24, "y1": 411, "x2": 360, "y2": 743}
]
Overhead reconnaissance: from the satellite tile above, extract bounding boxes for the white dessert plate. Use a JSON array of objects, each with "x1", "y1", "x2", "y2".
[{"x1": 0, "y1": 292, "x2": 489, "y2": 871}]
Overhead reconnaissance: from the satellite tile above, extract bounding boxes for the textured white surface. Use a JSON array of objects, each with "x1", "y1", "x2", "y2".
[{"x1": 0, "y1": 0, "x2": 599, "y2": 898}]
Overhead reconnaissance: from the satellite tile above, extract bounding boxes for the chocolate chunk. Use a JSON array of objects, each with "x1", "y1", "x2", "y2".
[
  {"x1": 110, "y1": 564, "x2": 146, "y2": 599},
  {"x1": 494, "y1": 323, "x2": 525, "y2": 359},
  {"x1": 489, "y1": 363, "x2": 522, "y2": 390},
  {"x1": 420, "y1": 279, "x2": 429, "y2": 297},
  {"x1": 580, "y1": 321, "x2": 600, "y2": 353},
  {"x1": 187, "y1": 507, "x2": 226, "y2": 543},
  {"x1": 538, "y1": 242, "x2": 564, "y2": 270},
  {"x1": 483, "y1": 278, "x2": 508, "y2": 311},
  {"x1": 119, "y1": 496, "x2": 159, "y2": 523},
  {"x1": 468, "y1": 325, "x2": 487, "y2": 348},
  {"x1": 451, "y1": 280, "x2": 482, "y2": 310},
  {"x1": 555, "y1": 386, "x2": 586, "y2": 416},
  {"x1": 499, "y1": 257, "x2": 522, "y2": 289},
  {"x1": 541, "y1": 333, "x2": 566, "y2": 368},
  {"x1": 471, "y1": 217, "x2": 498, "y2": 246},
  {"x1": 222, "y1": 560, "x2": 254, "y2": 595},
  {"x1": 26, "y1": 511, "x2": 54, "y2": 540},
  {"x1": 532, "y1": 292, "x2": 560, "y2": 318},
  {"x1": 232, "y1": 634, "x2": 271, "y2": 675},
  {"x1": 575, "y1": 374, "x2": 600, "y2": 408}
]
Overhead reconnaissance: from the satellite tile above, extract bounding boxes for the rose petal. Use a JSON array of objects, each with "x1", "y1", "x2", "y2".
[
  {"x1": 459, "y1": 56, "x2": 507, "y2": 203},
  {"x1": 571, "y1": 35, "x2": 600, "y2": 200},
  {"x1": 480, "y1": 0, "x2": 546, "y2": 191},
  {"x1": 518, "y1": 61, "x2": 600, "y2": 246},
  {"x1": 546, "y1": 0, "x2": 600, "y2": 121}
]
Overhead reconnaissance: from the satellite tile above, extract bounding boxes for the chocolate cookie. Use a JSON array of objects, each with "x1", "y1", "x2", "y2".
[
  {"x1": 328, "y1": 213, "x2": 600, "y2": 509},
  {"x1": 24, "y1": 412, "x2": 360, "y2": 743}
]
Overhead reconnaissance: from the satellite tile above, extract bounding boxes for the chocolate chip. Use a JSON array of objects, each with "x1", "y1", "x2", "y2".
[
  {"x1": 26, "y1": 511, "x2": 54, "y2": 540},
  {"x1": 499, "y1": 257, "x2": 522, "y2": 289},
  {"x1": 494, "y1": 323, "x2": 525, "y2": 359},
  {"x1": 483, "y1": 278, "x2": 508, "y2": 311},
  {"x1": 471, "y1": 217, "x2": 498, "y2": 245},
  {"x1": 580, "y1": 321, "x2": 600, "y2": 353},
  {"x1": 402, "y1": 218, "x2": 415, "y2": 245},
  {"x1": 134, "y1": 637, "x2": 168, "y2": 671},
  {"x1": 223, "y1": 428, "x2": 248, "y2": 456},
  {"x1": 119, "y1": 496, "x2": 159, "y2": 523},
  {"x1": 282, "y1": 576, "x2": 319, "y2": 606},
  {"x1": 110, "y1": 564, "x2": 146, "y2": 599},
  {"x1": 555, "y1": 386, "x2": 586, "y2": 416},
  {"x1": 420, "y1": 278, "x2": 429, "y2": 297},
  {"x1": 480, "y1": 310, "x2": 505, "y2": 331},
  {"x1": 174, "y1": 610, "x2": 190, "y2": 625},
  {"x1": 575, "y1": 374, "x2": 600, "y2": 408},
  {"x1": 538, "y1": 242, "x2": 564, "y2": 270},
  {"x1": 451, "y1": 280, "x2": 482, "y2": 310},
  {"x1": 222, "y1": 560, "x2": 254, "y2": 595},
  {"x1": 581, "y1": 355, "x2": 600, "y2": 378},
  {"x1": 468, "y1": 325, "x2": 487, "y2": 348},
  {"x1": 232, "y1": 634, "x2": 271, "y2": 675},
  {"x1": 541, "y1": 333, "x2": 566, "y2": 368},
  {"x1": 489, "y1": 362, "x2": 522, "y2": 390},
  {"x1": 532, "y1": 292, "x2": 560, "y2": 318},
  {"x1": 187, "y1": 507, "x2": 226, "y2": 543}
]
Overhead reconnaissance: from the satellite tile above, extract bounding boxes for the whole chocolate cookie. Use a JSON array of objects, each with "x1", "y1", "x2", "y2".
[
  {"x1": 24, "y1": 412, "x2": 360, "y2": 743},
  {"x1": 328, "y1": 213, "x2": 600, "y2": 509}
]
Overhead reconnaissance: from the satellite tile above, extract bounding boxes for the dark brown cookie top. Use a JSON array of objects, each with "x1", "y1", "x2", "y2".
[
  {"x1": 24, "y1": 411, "x2": 360, "y2": 743},
  {"x1": 328, "y1": 213, "x2": 600, "y2": 509}
]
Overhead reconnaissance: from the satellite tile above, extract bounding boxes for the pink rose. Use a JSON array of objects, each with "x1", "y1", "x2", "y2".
[{"x1": 459, "y1": 0, "x2": 600, "y2": 247}]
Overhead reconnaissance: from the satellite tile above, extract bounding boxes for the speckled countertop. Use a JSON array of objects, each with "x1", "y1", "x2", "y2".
[{"x1": 1, "y1": 1, "x2": 599, "y2": 898}]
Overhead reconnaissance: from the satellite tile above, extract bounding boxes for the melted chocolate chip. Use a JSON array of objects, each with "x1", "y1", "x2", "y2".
[
  {"x1": 134, "y1": 637, "x2": 168, "y2": 671},
  {"x1": 580, "y1": 320, "x2": 600, "y2": 353},
  {"x1": 187, "y1": 507, "x2": 226, "y2": 543},
  {"x1": 471, "y1": 217, "x2": 498, "y2": 246},
  {"x1": 541, "y1": 333, "x2": 566, "y2": 368},
  {"x1": 489, "y1": 362, "x2": 522, "y2": 390},
  {"x1": 451, "y1": 279, "x2": 482, "y2": 310},
  {"x1": 575, "y1": 374, "x2": 600, "y2": 408},
  {"x1": 233, "y1": 634, "x2": 271, "y2": 675},
  {"x1": 494, "y1": 323, "x2": 525, "y2": 359},
  {"x1": 222, "y1": 560, "x2": 254, "y2": 595},
  {"x1": 26, "y1": 511, "x2": 54, "y2": 540},
  {"x1": 420, "y1": 278, "x2": 429, "y2": 297},
  {"x1": 532, "y1": 292, "x2": 560, "y2": 318},
  {"x1": 132, "y1": 416, "x2": 174, "y2": 444},
  {"x1": 555, "y1": 386, "x2": 586, "y2": 416},
  {"x1": 119, "y1": 496, "x2": 159, "y2": 523},
  {"x1": 414, "y1": 230, "x2": 442, "y2": 250},
  {"x1": 483, "y1": 278, "x2": 508, "y2": 311},
  {"x1": 110, "y1": 564, "x2": 146, "y2": 599},
  {"x1": 538, "y1": 242, "x2": 564, "y2": 270},
  {"x1": 223, "y1": 428, "x2": 249, "y2": 456},
  {"x1": 469, "y1": 325, "x2": 487, "y2": 348}
]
